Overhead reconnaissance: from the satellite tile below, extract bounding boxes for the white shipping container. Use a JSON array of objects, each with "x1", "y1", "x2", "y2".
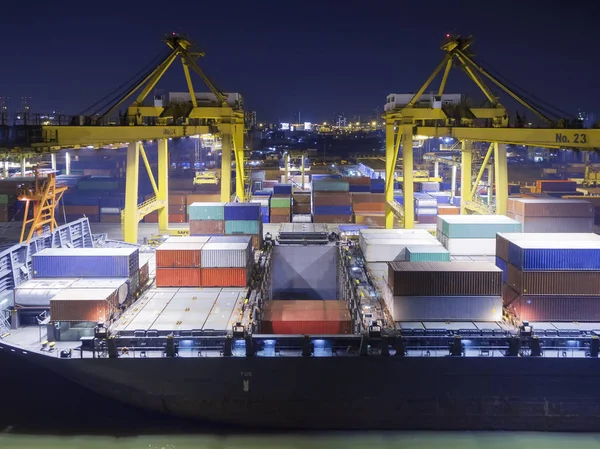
[
  {"x1": 512, "y1": 215, "x2": 594, "y2": 233},
  {"x1": 440, "y1": 236, "x2": 497, "y2": 256},
  {"x1": 14, "y1": 278, "x2": 77, "y2": 307},
  {"x1": 360, "y1": 238, "x2": 443, "y2": 262},
  {"x1": 71, "y1": 278, "x2": 130, "y2": 304},
  {"x1": 393, "y1": 296, "x2": 503, "y2": 322},
  {"x1": 201, "y1": 242, "x2": 251, "y2": 268},
  {"x1": 100, "y1": 207, "x2": 121, "y2": 214}
]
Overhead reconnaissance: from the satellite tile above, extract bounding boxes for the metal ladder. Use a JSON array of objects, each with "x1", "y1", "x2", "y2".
[{"x1": 0, "y1": 309, "x2": 10, "y2": 338}]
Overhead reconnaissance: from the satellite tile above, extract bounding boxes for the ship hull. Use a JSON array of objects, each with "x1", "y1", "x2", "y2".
[{"x1": 3, "y1": 342, "x2": 600, "y2": 431}]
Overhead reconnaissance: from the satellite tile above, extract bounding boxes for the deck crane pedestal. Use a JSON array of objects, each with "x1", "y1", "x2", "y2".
[{"x1": 384, "y1": 35, "x2": 600, "y2": 229}]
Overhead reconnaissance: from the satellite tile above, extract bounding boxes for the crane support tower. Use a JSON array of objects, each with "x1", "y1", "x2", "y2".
[
  {"x1": 18, "y1": 171, "x2": 68, "y2": 243},
  {"x1": 384, "y1": 35, "x2": 600, "y2": 229},
  {"x1": 1, "y1": 34, "x2": 246, "y2": 243}
]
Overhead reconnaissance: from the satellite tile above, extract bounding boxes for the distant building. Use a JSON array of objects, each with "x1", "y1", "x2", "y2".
[
  {"x1": 384, "y1": 93, "x2": 462, "y2": 112},
  {"x1": 578, "y1": 110, "x2": 597, "y2": 129},
  {"x1": 245, "y1": 110, "x2": 257, "y2": 127},
  {"x1": 167, "y1": 92, "x2": 244, "y2": 110}
]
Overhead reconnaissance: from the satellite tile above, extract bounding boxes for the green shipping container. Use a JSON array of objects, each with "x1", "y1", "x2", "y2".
[
  {"x1": 188, "y1": 202, "x2": 226, "y2": 220},
  {"x1": 77, "y1": 179, "x2": 120, "y2": 190},
  {"x1": 225, "y1": 220, "x2": 260, "y2": 235},
  {"x1": 405, "y1": 245, "x2": 451, "y2": 262},
  {"x1": 0, "y1": 194, "x2": 16, "y2": 204},
  {"x1": 270, "y1": 197, "x2": 291, "y2": 208},
  {"x1": 312, "y1": 180, "x2": 350, "y2": 192},
  {"x1": 438, "y1": 216, "x2": 522, "y2": 239}
]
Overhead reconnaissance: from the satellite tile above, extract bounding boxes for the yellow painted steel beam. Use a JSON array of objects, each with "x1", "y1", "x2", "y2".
[
  {"x1": 123, "y1": 142, "x2": 140, "y2": 243},
  {"x1": 401, "y1": 125, "x2": 415, "y2": 229},
  {"x1": 460, "y1": 141, "x2": 473, "y2": 214},
  {"x1": 139, "y1": 143, "x2": 159, "y2": 196},
  {"x1": 469, "y1": 144, "x2": 493, "y2": 199},
  {"x1": 20, "y1": 125, "x2": 211, "y2": 152},
  {"x1": 233, "y1": 122, "x2": 245, "y2": 201},
  {"x1": 398, "y1": 108, "x2": 448, "y2": 120},
  {"x1": 406, "y1": 54, "x2": 452, "y2": 108},
  {"x1": 385, "y1": 122, "x2": 398, "y2": 229},
  {"x1": 455, "y1": 53, "x2": 498, "y2": 106},
  {"x1": 157, "y1": 138, "x2": 169, "y2": 232},
  {"x1": 438, "y1": 58, "x2": 453, "y2": 96},
  {"x1": 181, "y1": 57, "x2": 198, "y2": 108},
  {"x1": 416, "y1": 127, "x2": 600, "y2": 150},
  {"x1": 494, "y1": 142, "x2": 508, "y2": 215},
  {"x1": 220, "y1": 124, "x2": 232, "y2": 202}
]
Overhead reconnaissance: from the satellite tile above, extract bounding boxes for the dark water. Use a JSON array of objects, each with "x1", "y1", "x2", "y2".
[{"x1": 2, "y1": 351, "x2": 600, "y2": 448}]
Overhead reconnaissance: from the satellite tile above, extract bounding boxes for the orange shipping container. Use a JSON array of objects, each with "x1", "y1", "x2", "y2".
[
  {"x1": 156, "y1": 242, "x2": 204, "y2": 268},
  {"x1": 437, "y1": 205, "x2": 460, "y2": 215},
  {"x1": 270, "y1": 215, "x2": 290, "y2": 223},
  {"x1": 352, "y1": 193, "x2": 386, "y2": 204},
  {"x1": 353, "y1": 202, "x2": 385, "y2": 213},
  {"x1": 156, "y1": 268, "x2": 201, "y2": 287},
  {"x1": 189, "y1": 219, "x2": 225, "y2": 234},
  {"x1": 202, "y1": 267, "x2": 248, "y2": 287},
  {"x1": 50, "y1": 288, "x2": 119, "y2": 322},
  {"x1": 187, "y1": 193, "x2": 221, "y2": 203},
  {"x1": 270, "y1": 207, "x2": 291, "y2": 216}
]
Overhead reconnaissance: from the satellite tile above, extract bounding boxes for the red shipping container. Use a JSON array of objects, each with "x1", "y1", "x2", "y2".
[
  {"x1": 169, "y1": 213, "x2": 187, "y2": 223},
  {"x1": 269, "y1": 215, "x2": 290, "y2": 223},
  {"x1": 201, "y1": 267, "x2": 248, "y2": 287},
  {"x1": 189, "y1": 219, "x2": 225, "y2": 234},
  {"x1": 156, "y1": 268, "x2": 201, "y2": 287},
  {"x1": 312, "y1": 192, "x2": 352, "y2": 206},
  {"x1": 156, "y1": 242, "x2": 204, "y2": 268},
  {"x1": 352, "y1": 193, "x2": 385, "y2": 203},
  {"x1": 261, "y1": 300, "x2": 352, "y2": 335},
  {"x1": 313, "y1": 214, "x2": 353, "y2": 223},
  {"x1": 270, "y1": 207, "x2": 291, "y2": 216},
  {"x1": 353, "y1": 202, "x2": 385, "y2": 213}
]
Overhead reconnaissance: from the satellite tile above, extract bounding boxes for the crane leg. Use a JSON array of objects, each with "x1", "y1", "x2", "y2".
[
  {"x1": 385, "y1": 123, "x2": 396, "y2": 229},
  {"x1": 401, "y1": 125, "x2": 414, "y2": 229},
  {"x1": 460, "y1": 141, "x2": 473, "y2": 214},
  {"x1": 234, "y1": 122, "x2": 245, "y2": 201},
  {"x1": 157, "y1": 138, "x2": 169, "y2": 231},
  {"x1": 220, "y1": 127, "x2": 232, "y2": 203},
  {"x1": 494, "y1": 142, "x2": 508, "y2": 215},
  {"x1": 123, "y1": 142, "x2": 140, "y2": 243}
]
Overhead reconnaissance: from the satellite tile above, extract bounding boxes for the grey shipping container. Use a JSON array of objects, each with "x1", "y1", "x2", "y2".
[
  {"x1": 393, "y1": 295, "x2": 502, "y2": 322},
  {"x1": 508, "y1": 198, "x2": 594, "y2": 217},
  {"x1": 506, "y1": 263, "x2": 600, "y2": 296},
  {"x1": 512, "y1": 215, "x2": 594, "y2": 233},
  {"x1": 509, "y1": 294, "x2": 600, "y2": 322},
  {"x1": 201, "y1": 242, "x2": 252, "y2": 268},
  {"x1": 387, "y1": 262, "x2": 502, "y2": 296}
]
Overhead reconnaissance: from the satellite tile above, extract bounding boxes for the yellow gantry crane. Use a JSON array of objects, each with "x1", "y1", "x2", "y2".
[
  {"x1": 3, "y1": 34, "x2": 247, "y2": 243},
  {"x1": 384, "y1": 35, "x2": 600, "y2": 229},
  {"x1": 18, "y1": 171, "x2": 68, "y2": 243}
]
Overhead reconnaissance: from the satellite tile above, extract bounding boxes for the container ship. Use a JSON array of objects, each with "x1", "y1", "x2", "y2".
[{"x1": 3, "y1": 174, "x2": 600, "y2": 431}]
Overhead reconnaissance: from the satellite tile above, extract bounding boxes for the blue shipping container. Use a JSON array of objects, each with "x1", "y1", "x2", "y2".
[
  {"x1": 62, "y1": 195, "x2": 100, "y2": 206},
  {"x1": 507, "y1": 242, "x2": 600, "y2": 271},
  {"x1": 338, "y1": 225, "x2": 369, "y2": 232},
  {"x1": 495, "y1": 256, "x2": 508, "y2": 283},
  {"x1": 32, "y1": 248, "x2": 139, "y2": 278},
  {"x1": 262, "y1": 215, "x2": 270, "y2": 223},
  {"x1": 253, "y1": 191, "x2": 272, "y2": 197},
  {"x1": 273, "y1": 184, "x2": 293, "y2": 195},
  {"x1": 349, "y1": 185, "x2": 371, "y2": 193},
  {"x1": 224, "y1": 202, "x2": 261, "y2": 220},
  {"x1": 313, "y1": 205, "x2": 353, "y2": 215}
]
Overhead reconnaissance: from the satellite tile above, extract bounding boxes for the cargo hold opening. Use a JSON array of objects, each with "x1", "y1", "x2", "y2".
[{"x1": 270, "y1": 246, "x2": 340, "y2": 300}]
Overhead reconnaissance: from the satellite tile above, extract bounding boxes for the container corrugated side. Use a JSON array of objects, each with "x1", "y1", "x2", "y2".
[
  {"x1": 32, "y1": 248, "x2": 138, "y2": 278},
  {"x1": 312, "y1": 180, "x2": 350, "y2": 192},
  {"x1": 188, "y1": 202, "x2": 226, "y2": 220},
  {"x1": 495, "y1": 256, "x2": 508, "y2": 283},
  {"x1": 201, "y1": 267, "x2": 248, "y2": 287},
  {"x1": 201, "y1": 242, "x2": 251, "y2": 268},
  {"x1": 261, "y1": 300, "x2": 352, "y2": 334},
  {"x1": 361, "y1": 238, "x2": 442, "y2": 263},
  {"x1": 437, "y1": 215, "x2": 522, "y2": 238},
  {"x1": 393, "y1": 296, "x2": 502, "y2": 322},
  {"x1": 225, "y1": 220, "x2": 260, "y2": 235},
  {"x1": 509, "y1": 293, "x2": 600, "y2": 322},
  {"x1": 509, "y1": 198, "x2": 594, "y2": 218},
  {"x1": 506, "y1": 263, "x2": 600, "y2": 295},
  {"x1": 155, "y1": 242, "x2": 204, "y2": 268},
  {"x1": 50, "y1": 288, "x2": 118, "y2": 322},
  {"x1": 189, "y1": 220, "x2": 225, "y2": 235},
  {"x1": 224, "y1": 203, "x2": 261, "y2": 221},
  {"x1": 388, "y1": 261, "x2": 502, "y2": 296},
  {"x1": 313, "y1": 205, "x2": 353, "y2": 215},
  {"x1": 155, "y1": 268, "x2": 201, "y2": 287},
  {"x1": 440, "y1": 236, "x2": 497, "y2": 256},
  {"x1": 514, "y1": 215, "x2": 594, "y2": 233},
  {"x1": 507, "y1": 241, "x2": 600, "y2": 271},
  {"x1": 270, "y1": 197, "x2": 291, "y2": 208},
  {"x1": 497, "y1": 233, "x2": 600, "y2": 261},
  {"x1": 405, "y1": 246, "x2": 450, "y2": 262}
]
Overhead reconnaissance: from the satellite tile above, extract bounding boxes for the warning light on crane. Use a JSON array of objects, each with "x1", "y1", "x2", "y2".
[{"x1": 446, "y1": 34, "x2": 450, "y2": 38}]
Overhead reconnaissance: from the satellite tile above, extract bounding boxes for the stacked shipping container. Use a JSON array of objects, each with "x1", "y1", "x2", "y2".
[
  {"x1": 387, "y1": 261, "x2": 503, "y2": 321},
  {"x1": 359, "y1": 229, "x2": 443, "y2": 262},
  {"x1": 436, "y1": 215, "x2": 522, "y2": 256},
  {"x1": 188, "y1": 202, "x2": 226, "y2": 235},
  {"x1": 506, "y1": 198, "x2": 594, "y2": 233},
  {"x1": 497, "y1": 233, "x2": 600, "y2": 321},
  {"x1": 224, "y1": 202, "x2": 263, "y2": 249},
  {"x1": 260, "y1": 300, "x2": 352, "y2": 335},
  {"x1": 352, "y1": 193, "x2": 385, "y2": 226},
  {"x1": 155, "y1": 240, "x2": 205, "y2": 287},
  {"x1": 201, "y1": 240, "x2": 253, "y2": 287},
  {"x1": 312, "y1": 179, "x2": 352, "y2": 223},
  {"x1": 270, "y1": 195, "x2": 291, "y2": 223}
]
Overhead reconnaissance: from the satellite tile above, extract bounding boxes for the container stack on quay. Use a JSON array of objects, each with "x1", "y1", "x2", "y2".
[
  {"x1": 358, "y1": 229, "x2": 443, "y2": 263},
  {"x1": 260, "y1": 300, "x2": 352, "y2": 335},
  {"x1": 506, "y1": 198, "x2": 594, "y2": 233},
  {"x1": 312, "y1": 179, "x2": 353, "y2": 224},
  {"x1": 249, "y1": 196, "x2": 271, "y2": 224},
  {"x1": 155, "y1": 239, "x2": 206, "y2": 287},
  {"x1": 188, "y1": 202, "x2": 226, "y2": 236},
  {"x1": 496, "y1": 233, "x2": 600, "y2": 322},
  {"x1": 292, "y1": 191, "x2": 311, "y2": 223},
  {"x1": 224, "y1": 202, "x2": 263, "y2": 249},
  {"x1": 534, "y1": 179, "x2": 578, "y2": 197},
  {"x1": 269, "y1": 194, "x2": 292, "y2": 224},
  {"x1": 414, "y1": 192, "x2": 438, "y2": 224},
  {"x1": 352, "y1": 193, "x2": 386, "y2": 227},
  {"x1": 344, "y1": 176, "x2": 371, "y2": 193},
  {"x1": 436, "y1": 215, "x2": 522, "y2": 256},
  {"x1": 386, "y1": 262, "x2": 503, "y2": 321}
]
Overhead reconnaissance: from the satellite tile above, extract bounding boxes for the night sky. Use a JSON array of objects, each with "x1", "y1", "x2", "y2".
[{"x1": 2, "y1": 1, "x2": 599, "y2": 123}]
